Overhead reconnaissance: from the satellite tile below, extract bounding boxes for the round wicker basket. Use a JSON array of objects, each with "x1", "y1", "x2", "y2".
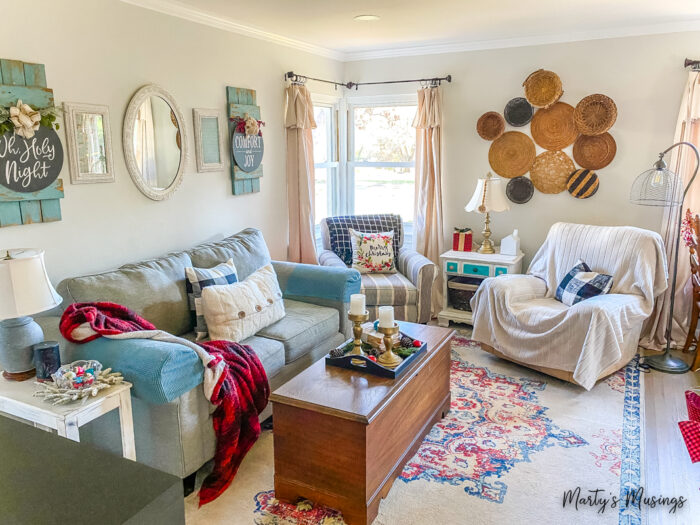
[
  {"x1": 573, "y1": 94, "x2": 617, "y2": 136},
  {"x1": 572, "y1": 133, "x2": 617, "y2": 169},
  {"x1": 506, "y1": 176, "x2": 534, "y2": 204},
  {"x1": 530, "y1": 150, "x2": 575, "y2": 194},
  {"x1": 488, "y1": 131, "x2": 536, "y2": 178},
  {"x1": 523, "y1": 69, "x2": 563, "y2": 108},
  {"x1": 477, "y1": 111, "x2": 506, "y2": 141},
  {"x1": 504, "y1": 97, "x2": 534, "y2": 127},
  {"x1": 567, "y1": 169, "x2": 600, "y2": 199},
  {"x1": 530, "y1": 102, "x2": 578, "y2": 150}
]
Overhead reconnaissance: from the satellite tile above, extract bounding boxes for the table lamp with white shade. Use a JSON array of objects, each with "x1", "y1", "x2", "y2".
[
  {"x1": 465, "y1": 172, "x2": 511, "y2": 254},
  {"x1": 0, "y1": 249, "x2": 62, "y2": 381}
]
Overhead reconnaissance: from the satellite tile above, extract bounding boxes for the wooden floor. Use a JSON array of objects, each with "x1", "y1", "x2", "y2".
[{"x1": 641, "y1": 349, "x2": 700, "y2": 525}]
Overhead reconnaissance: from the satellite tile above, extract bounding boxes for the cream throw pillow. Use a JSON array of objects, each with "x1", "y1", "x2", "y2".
[
  {"x1": 201, "y1": 264, "x2": 285, "y2": 342},
  {"x1": 349, "y1": 228, "x2": 397, "y2": 274}
]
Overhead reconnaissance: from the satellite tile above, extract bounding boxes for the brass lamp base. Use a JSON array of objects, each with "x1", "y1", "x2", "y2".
[
  {"x1": 377, "y1": 324, "x2": 402, "y2": 368},
  {"x1": 478, "y1": 211, "x2": 495, "y2": 254},
  {"x1": 348, "y1": 311, "x2": 370, "y2": 365}
]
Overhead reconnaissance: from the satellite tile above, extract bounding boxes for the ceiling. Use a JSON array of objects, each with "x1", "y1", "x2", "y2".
[{"x1": 124, "y1": 0, "x2": 700, "y2": 60}]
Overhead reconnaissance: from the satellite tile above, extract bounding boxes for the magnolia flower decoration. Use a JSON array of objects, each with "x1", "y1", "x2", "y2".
[
  {"x1": 244, "y1": 115, "x2": 260, "y2": 136},
  {"x1": 9, "y1": 99, "x2": 41, "y2": 139}
]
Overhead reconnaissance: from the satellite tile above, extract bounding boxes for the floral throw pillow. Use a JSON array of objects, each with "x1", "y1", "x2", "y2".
[{"x1": 349, "y1": 228, "x2": 397, "y2": 274}]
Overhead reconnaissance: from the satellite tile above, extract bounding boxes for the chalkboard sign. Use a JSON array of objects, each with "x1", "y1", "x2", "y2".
[
  {"x1": 231, "y1": 130, "x2": 263, "y2": 173},
  {"x1": 0, "y1": 127, "x2": 63, "y2": 193}
]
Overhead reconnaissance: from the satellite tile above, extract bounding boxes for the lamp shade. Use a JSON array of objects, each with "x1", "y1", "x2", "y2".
[
  {"x1": 0, "y1": 249, "x2": 62, "y2": 320},
  {"x1": 629, "y1": 165, "x2": 682, "y2": 207},
  {"x1": 465, "y1": 176, "x2": 510, "y2": 213}
]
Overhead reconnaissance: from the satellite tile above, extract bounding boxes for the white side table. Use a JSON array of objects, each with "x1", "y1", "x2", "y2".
[
  {"x1": 438, "y1": 248, "x2": 524, "y2": 327},
  {"x1": 0, "y1": 377, "x2": 136, "y2": 460}
]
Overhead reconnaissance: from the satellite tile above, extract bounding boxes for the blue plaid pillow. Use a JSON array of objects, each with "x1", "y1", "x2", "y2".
[
  {"x1": 185, "y1": 259, "x2": 238, "y2": 340},
  {"x1": 325, "y1": 214, "x2": 403, "y2": 265},
  {"x1": 555, "y1": 260, "x2": 613, "y2": 306}
]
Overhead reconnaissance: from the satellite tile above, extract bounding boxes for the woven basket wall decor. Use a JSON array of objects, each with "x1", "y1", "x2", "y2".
[
  {"x1": 572, "y1": 133, "x2": 617, "y2": 170},
  {"x1": 530, "y1": 102, "x2": 579, "y2": 150},
  {"x1": 506, "y1": 176, "x2": 535, "y2": 204},
  {"x1": 488, "y1": 131, "x2": 536, "y2": 178},
  {"x1": 477, "y1": 111, "x2": 506, "y2": 140},
  {"x1": 504, "y1": 97, "x2": 534, "y2": 127},
  {"x1": 573, "y1": 94, "x2": 617, "y2": 135},
  {"x1": 567, "y1": 169, "x2": 600, "y2": 199},
  {"x1": 530, "y1": 150, "x2": 575, "y2": 194},
  {"x1": 523, "y1": 69, "x2": 563, "y2": 108}
]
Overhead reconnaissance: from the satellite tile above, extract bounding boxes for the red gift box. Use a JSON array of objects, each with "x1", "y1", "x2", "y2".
[{"x1": 453, "y1": 231, "x2": 473, "y2": 252}]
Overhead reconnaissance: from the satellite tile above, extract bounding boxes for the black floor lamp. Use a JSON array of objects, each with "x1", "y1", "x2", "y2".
[{"x1": 630, "y1": 141, "x2": 700, "y2": 373}]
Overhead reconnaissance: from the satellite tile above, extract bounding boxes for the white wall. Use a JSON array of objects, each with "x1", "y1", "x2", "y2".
[
  {"x1": 344, "y1": 32, "x2": 700, "y2": 266},
  {"x1": 0, "y1": 0, "x2": 343, "y2": 282}
]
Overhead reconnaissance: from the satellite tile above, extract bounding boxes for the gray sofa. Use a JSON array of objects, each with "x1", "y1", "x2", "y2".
[{"x1": 37, "y1": 228, "x2": 361, "y2": 478}]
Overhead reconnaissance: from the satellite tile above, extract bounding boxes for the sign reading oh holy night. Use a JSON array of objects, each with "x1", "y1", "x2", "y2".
[
  {"x1": 0, "y1": 127, "x2": 63, "y2": 193},
  {"x1": 231, "y1": 130, "x2": 264, "y2": 173}
]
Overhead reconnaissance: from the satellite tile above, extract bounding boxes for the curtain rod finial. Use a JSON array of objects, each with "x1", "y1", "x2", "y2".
[{"x1": 446, "y1": 74, "x2": 452, "y2": 83}]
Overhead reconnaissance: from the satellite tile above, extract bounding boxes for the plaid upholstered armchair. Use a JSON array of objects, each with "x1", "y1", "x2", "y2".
[{"x1": 318, "y1": 214, "x2": 437, "y2": 324}]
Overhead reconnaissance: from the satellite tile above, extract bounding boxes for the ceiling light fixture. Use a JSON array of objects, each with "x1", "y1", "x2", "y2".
[{"x1": 353, "y1": 14, "x2": 380, "y2": 22}]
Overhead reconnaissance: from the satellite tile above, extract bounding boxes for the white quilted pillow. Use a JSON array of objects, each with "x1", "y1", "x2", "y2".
[{"x1": 201, "y1": 264, "x2": 285, "y2": 342}]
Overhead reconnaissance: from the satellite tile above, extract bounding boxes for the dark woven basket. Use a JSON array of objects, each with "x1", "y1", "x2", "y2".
[{"x1": 447, "y1": 277, "x2": 481, "y2": 311}]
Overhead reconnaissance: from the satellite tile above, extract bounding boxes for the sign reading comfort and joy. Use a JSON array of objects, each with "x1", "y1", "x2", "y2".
[
  {"x1": 231, "y1": 130, "x2": 264, "y2": 173},
  {"x1": 0, "y1": 127, "x2": 63, "y2": 193}
]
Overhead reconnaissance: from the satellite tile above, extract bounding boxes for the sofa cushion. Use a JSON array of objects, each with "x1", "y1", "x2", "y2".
[
  {"x1": 256, "y1": 299, "x2": 340, "y2": 364},
  {"x1": 361, "y1": 272, "x2": 418, "y2": 306},
  {"x1": 56, "y1": 252, "x2": 193, "y2": 336},
  {"x1": 179, "y1": 331, "x2": 285, "y2": 380},
  {"x1": 187, "y1": 228, "x2": 271, "y2": 280},
  {"x1": 240, "y1": 335, "x2": 286, "y2": 379}
]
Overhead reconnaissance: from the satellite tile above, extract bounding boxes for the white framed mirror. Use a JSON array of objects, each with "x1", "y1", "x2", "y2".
[
  {"x1": 123, "y1": 84, "x2": 188, "y2": 201},
  {"x1": 64, "y1": 102, "x2": 114, "y2": 184}
]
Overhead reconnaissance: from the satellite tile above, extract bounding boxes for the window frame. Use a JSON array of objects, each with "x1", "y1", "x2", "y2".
[
  {"x1": 310, "y1": 93, "x2": 418, "y2": 247},
  {"x1": 346, "y1": 93, "x2": 418, "y2": 245}
]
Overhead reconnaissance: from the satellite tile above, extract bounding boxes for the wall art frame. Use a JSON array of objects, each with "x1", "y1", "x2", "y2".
[
  {"x1": 63, "y1": 102, "x2": 115, "y2": 184},
  {"x1": 193, "y1": 108, "x2": 226, "y2": 173}
]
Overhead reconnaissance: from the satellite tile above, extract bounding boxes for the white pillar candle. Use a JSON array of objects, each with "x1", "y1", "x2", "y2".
[
  {"x1": 350, "y1": 294, "x2": 366, "y2": 315},
  {"x1": 378, "y1": 306, "x2": 395, "y2": 328}
]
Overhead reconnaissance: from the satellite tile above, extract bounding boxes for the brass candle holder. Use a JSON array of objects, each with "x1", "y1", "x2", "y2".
[
  {"x1": 377, "y1": 323, "x2": 402, "y2": 369},
  {"x1": 348, "y1": 310, "x2": 370, "y2": 365}
]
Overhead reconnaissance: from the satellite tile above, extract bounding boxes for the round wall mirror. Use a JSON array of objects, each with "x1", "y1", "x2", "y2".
[{"x1": 123, "y1": 84, "x2": 188, "y2": 200}]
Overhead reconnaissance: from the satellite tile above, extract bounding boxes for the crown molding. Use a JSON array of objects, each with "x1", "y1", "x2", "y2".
[
  {"x1": 120, "y1": 0, "x2": 344, "y2": 60},
  {"x1": 121, "y1": 0, "x2": 700, "y2": 63},
  {"x1": 343, "y1": 19, "x2": 700, "y2": 61}
]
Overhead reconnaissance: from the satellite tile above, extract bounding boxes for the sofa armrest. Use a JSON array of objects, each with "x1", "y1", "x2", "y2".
[
  {"x1": 69, "y1": 338, "x2": 204, "y2": 405},
  {"x1": 398, "y1": 249, "x2": 438, "y2": 324},
  {"x1": 272, "y1": 260, "x2": 361, "y2": 337},
  {"x1": 35, "y1": 314, "x2": 203, "y2": 405},
  {"x1": 318, "y1": 250, "x2": 347, "y2": 268}
]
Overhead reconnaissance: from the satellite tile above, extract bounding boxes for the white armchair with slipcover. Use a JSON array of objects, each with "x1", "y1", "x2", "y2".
[{"x1": 470, "y1": 222, "x2": 668, "y2": 390}]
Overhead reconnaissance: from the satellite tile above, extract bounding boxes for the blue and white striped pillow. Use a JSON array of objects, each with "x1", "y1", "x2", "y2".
[{"x1": 185, "y1": 259, "x2": 238, "y2": 340}]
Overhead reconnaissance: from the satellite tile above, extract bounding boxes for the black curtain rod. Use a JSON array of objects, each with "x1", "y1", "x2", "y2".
[
  {"x1": 685, "y1": 58, "x2": 700, "y2": 70},
  {"x1": 285, "y1": 71, "x2": 452, "y2": 90}
]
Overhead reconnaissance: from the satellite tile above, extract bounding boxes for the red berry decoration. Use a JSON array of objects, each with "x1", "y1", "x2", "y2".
[
  {"x1": 368, "y1": 355, "x2": 377, "y2": 362},
  {"x1": 413, "y1": 340, "x2": 422, "y2": 347}
]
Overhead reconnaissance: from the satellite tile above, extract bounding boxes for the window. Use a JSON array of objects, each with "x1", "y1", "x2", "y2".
[
  {"x1": 311, "y1": 95, "x2": 417, "y2": 248},
  {"x1": 349, "y1": 101, "x2": 416, "y2": 246},
  {"x1": 312, "y1": 104, "x2": 338, "y2": 232}
]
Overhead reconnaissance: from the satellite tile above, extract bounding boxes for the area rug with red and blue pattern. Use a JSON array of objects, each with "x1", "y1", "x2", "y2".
[{"x1": 186, "y1": 334, "x2": 654, "y2": 525}]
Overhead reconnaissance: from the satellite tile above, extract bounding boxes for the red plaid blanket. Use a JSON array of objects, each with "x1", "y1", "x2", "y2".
[{"x1": 60, "y1": 302, "x2": 270, "y2": 504}]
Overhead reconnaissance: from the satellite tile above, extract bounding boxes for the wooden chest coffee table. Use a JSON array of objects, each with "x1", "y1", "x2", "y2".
[{"x1": 271, "y1": 322, "x2": 455, "y2": 525}]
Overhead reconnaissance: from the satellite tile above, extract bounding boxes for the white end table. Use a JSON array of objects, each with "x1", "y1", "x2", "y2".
[
  {"x1": 0, "y1": 376, "x2": 136, "y2": 460},
  {"x1": 438, "y1": 248, "x2": 524, "y2": 327}
]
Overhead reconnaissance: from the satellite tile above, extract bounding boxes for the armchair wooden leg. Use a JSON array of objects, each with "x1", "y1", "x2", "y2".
[
  {"x1": 682, "y1": 300, "x2": 699, "y2": 353},
  {"x1": 692, "y1": 346, "x2": 700, "y2": 372}
]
